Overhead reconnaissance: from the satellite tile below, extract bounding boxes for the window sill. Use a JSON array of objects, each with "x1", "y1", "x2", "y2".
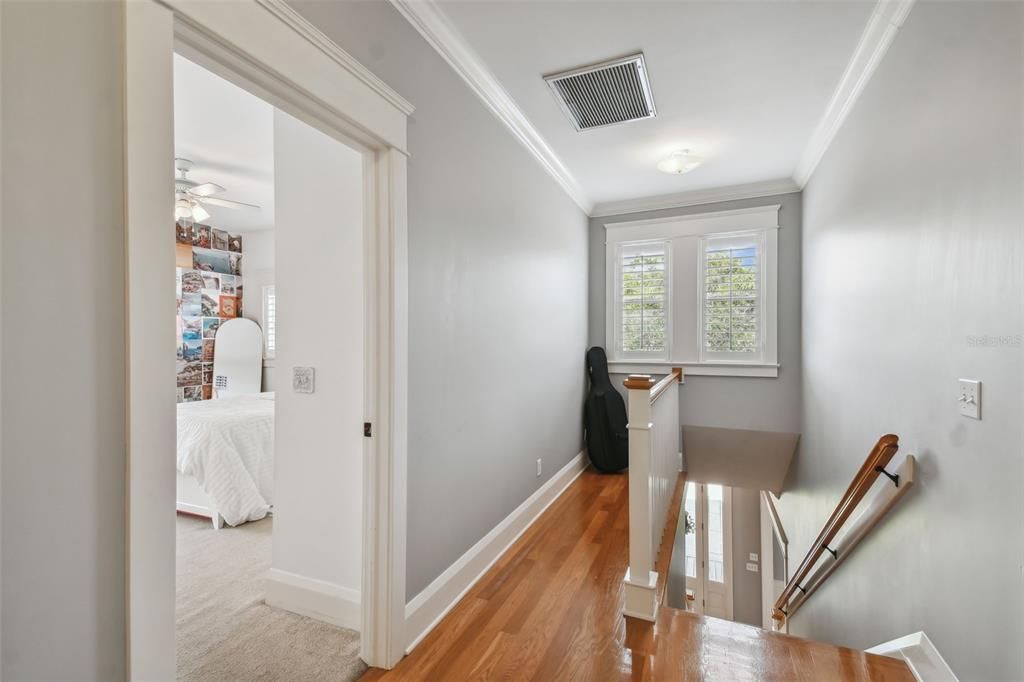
[{"x1": 607, "y1": 360, "x2": 779, "y2": 379}]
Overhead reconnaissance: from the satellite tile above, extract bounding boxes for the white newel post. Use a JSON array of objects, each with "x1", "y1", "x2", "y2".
[{"x1": 623, "y1": 374, "x2": 658, "y2": 621}]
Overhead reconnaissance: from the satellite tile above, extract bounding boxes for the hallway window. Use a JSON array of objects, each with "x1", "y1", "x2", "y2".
[
  {"x1": 617, "y1": 243, "x2": 668, "y2": 355},
  {"x1": 701, "y1": 233, "x2": 762, "y2": 360},
  {"x1": 603, "y1": 204, "x2": 779, "y2": 376}
]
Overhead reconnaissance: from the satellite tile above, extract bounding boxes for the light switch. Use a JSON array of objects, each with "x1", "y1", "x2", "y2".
[
  {"x1": 293, "y1": 366, "x2": 315, "y2": 394},
  {"x1": 748, "y1": 553, "x2": 759, "y2": 562},
  {"x1": 958, "y1": 379, "x2": 981, "y2": 419},
  {"x1": 746, "y1": 562, "x2": 759, "y2": 573}
]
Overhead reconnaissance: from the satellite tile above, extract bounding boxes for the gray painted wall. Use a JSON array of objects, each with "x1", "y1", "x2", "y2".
[
  {"x1": 780, "y1": 2, "x2": 1023, "y2": 679},
  {"x1": 1, "y1": 2, "x2": 127, "y2": 677},
  {"x1": 589, "y1": 193, "x2": 802, "y2": 434},
  {"x1": 730, "y1": 487, "x2": 762, "y2": 627},
  {"x1": 290, "y1": 0, "x2": 590, "y2": 601}
]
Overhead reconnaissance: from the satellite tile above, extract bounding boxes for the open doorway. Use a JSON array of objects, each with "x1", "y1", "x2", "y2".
[
  {"x1": 125, "y1": 5, "x2": 409, "y2": 675},
  {"x1": 171, "y1": 53, "x2": 367, "y2": 680}
]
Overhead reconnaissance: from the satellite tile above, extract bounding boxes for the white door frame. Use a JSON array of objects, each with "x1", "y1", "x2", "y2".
[{"x1": 124, "y1": 1, "x2": 411, "y2": 676}]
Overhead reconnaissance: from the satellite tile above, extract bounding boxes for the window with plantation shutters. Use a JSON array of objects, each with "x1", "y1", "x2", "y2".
[
  {"x1": 262, "y1": 285, "x2": 276, "y2": 358},
  {"x1": 618, "y1": 243, "x2": 668, "y2": 355},
  {"x1": 701, "y1": 233, "x2": 762, "y2": 358},
  {"x1": 605, "y1": 204, "x2": 779, "y2": 377}
]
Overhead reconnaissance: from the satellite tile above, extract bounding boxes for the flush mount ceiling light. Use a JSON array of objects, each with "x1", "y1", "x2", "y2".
[{"x1": 657, "y1": 150, "x2": 704, "y2": 175}]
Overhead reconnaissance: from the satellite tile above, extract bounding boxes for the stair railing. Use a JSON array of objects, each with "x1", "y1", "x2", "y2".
[
  {"x1": 772, "y1": 434, "x2": 915, "y2": 626},
  {"x1": 622, "y1": 368, "x2": 683, "y2": 622}
]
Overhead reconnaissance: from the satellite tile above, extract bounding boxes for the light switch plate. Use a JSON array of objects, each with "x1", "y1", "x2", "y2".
[
  {"x1": 293, "y1": 366, "x2": 315, "y2": 394},
  {"x1": 748, "y1": 553, "x2": 759, "y2": 562},
  {"x1": 958, "y1": 379, "x2": 981, "y2": 419},
  {"x1": 746, "y1": 562, "x2": 759, "y2": 573}
]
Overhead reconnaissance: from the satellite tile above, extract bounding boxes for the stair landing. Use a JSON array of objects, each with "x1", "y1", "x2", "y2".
[{"x1": 363, "y1": 469, "x2": 913, "y2": 680}]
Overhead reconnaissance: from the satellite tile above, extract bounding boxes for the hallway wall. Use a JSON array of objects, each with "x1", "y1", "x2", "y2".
[
  {"x1": 783, "y1": 2, "x2": 1023, "y2": 678},
  {"x1": 289, "y1": 0, "x2": 590, "y2": 601},
  {"x1": 1, "y1": 2, "x2": 127, "y2": 677}
]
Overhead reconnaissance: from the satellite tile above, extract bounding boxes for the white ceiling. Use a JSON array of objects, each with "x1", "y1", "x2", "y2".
[
  {"x1": 434, "y1": 1, "x2": 875, "y2": 207},
  {"x1": 174, "y1": 54, "x2": 275, "y2": 232}
]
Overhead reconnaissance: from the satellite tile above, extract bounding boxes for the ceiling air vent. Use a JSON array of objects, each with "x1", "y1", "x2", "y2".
[{"x1": 544, "y1": 53, "x2": 656, "y2": 132}]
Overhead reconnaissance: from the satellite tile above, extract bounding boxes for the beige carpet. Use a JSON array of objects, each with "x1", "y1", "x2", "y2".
[{"x1": 176, "y1": 514, "x2": 367, "y2": 681}]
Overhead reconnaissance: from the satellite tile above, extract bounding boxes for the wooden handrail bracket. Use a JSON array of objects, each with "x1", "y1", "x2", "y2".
[{"x1": 772, "y1": 434, "x2": 914, "y2": 626}]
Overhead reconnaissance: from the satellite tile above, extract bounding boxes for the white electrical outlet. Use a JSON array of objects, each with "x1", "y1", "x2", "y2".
[
  {"x1": 746, "y1": 562, "x2": 759, "y2": 573},
  {"x1": 958, "y1": 379, "x2": 981, "y2": 419},
  {"x1": 536, "y1": 458, "x2": 543, "y2": 477}
]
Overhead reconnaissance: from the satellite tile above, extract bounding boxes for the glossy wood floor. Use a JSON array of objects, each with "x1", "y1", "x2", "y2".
[{"x1": 363, "y1": 470, "x2": 912, "y2": 681}]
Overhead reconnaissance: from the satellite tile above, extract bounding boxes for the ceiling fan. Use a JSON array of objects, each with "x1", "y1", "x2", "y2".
[{"x1": 174, "y1": 157, "x2": 259, "y2": 225}]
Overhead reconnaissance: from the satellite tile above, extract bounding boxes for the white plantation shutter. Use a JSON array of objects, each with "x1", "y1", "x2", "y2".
[
  {"x1": 619, "y1": 243, "x2": 668, "y2": 354},
  {"x1": 702, "y1": 233, "x2": 761, "y2": 357},
  {"x1": 262, "y1": 285, "x2": 276, "y2": 358}
]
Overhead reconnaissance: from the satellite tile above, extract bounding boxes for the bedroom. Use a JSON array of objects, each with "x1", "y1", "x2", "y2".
[{"x1": 172, "y1": 54, "x2": 368, "y2": 679}]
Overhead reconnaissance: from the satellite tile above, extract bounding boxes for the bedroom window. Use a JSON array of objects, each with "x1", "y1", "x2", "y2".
[
  {"x1": 604, "y1": 205, "x2": 780, "y2": 377},
  {"x1": 262, "y1": 285, "x2": 276, "y2": 359}
]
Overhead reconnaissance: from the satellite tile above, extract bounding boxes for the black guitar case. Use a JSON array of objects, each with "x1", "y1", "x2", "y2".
[{"x1": 584, "y1": 347, "x2": 629, "y2": 473}]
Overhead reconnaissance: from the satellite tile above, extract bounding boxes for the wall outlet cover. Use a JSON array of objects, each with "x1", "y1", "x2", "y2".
[
  {"x1": 746, "y1": 562, "x2": 759, "y2": 573},
  {"x1": 293, "y1": 366, "x2": 315, "y2": 394}
]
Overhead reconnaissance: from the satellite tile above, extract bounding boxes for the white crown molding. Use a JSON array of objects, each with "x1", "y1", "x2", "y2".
[
  {"x1": 794, "y1": 0, "x2": 916, "y2": 187},
  {"x1": 255, "y1": 0, "x2": 415, "y2": 116},
  {"x1": 387, "y1": 0, "x2": 594, "y2": 215},
  {"x1": 591, "y1": 178, "x2": 799, "y2": 218}
]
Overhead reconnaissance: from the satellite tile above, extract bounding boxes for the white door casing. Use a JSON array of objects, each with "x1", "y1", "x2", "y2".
[{"x1": 125, "y1": 0, "x2": 411, "y2": 675}]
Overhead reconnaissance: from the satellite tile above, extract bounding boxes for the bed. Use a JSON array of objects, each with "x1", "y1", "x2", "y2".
[{"x1": 176, "y1": 392, "x2": 275, "y2": 529}]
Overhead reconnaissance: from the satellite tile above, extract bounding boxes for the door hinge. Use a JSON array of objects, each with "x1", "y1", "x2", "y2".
[{"x1": 364, "y1": 422, "x2": 372, "y2": 437}]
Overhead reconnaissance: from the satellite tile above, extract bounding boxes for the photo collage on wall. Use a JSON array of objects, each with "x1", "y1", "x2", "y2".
[{"x1": 176, "y1": 221, "x2": 243, "y2": 402}]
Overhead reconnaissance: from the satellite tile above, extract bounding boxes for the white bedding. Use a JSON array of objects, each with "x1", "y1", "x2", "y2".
[{"x1": 177, "y1": 392, "x2": 275, "y2": 526}]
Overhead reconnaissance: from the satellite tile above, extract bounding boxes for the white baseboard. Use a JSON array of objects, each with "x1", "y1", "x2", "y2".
[
  {"x1": 867, "y1": 631, "x2": 957, "y2": 682},
  {"x1": 265, "y1": 568, "x2": 362, "y2": 632},
  {"x1": 403, "y1": 450, "x2": 589, "y2": 653}
]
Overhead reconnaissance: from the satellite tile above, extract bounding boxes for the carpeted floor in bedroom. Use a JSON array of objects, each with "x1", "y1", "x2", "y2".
[{"x1": 176, "y1": 514, "x2": 367, "y2": 681}]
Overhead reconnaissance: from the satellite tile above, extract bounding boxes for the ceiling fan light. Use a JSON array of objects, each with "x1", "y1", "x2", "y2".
[
  {"x1": 657, "y1": 150, "x2": 704, "y2": 175},
  {"x1": 192, "y1": 203, "x2": 210, "y2": 223},
  {"x1": 174, "y1": 198, "x2": 193, "y2": 221}
]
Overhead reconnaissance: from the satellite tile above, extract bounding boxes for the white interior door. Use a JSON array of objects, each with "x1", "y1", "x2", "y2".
[{"x1": 685, "y1": 482, "x2": 734, "y2": 620}]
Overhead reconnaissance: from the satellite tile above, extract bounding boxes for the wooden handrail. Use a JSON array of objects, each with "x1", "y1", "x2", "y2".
[
  {"x1": 650, "y1": 367, "x2": 683, "y2": 403},
  {"x1": 772, "y1": 434, "x2": 900, "y2": 623},
  {"x1": 624, "y1": 368, "x2": 682, "y2": 398}
]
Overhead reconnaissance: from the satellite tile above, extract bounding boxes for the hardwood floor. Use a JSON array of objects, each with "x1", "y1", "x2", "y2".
[{"x1": 363, "y1": 470, "x2": 913, "y2": 681}]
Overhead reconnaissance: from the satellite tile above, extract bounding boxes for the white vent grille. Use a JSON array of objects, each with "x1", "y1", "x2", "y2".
[{"x1": 545, "y1": 54, "x2": 656, "y2": 131}]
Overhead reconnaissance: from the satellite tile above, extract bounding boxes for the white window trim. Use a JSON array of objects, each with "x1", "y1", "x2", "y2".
[
  {"x1": 604, "y1": 205, "x2": 780, "y2": 378},
  {"x1": 262, "y1": 284, "x2": 276, "y2": 360}
]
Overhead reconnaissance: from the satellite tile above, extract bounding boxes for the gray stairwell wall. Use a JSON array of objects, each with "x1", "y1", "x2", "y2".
[
  {"x1": 289, "y1": 0, "x2": 590, "y2": 601},
  {"x1": 779, "y1": 2, "x2": 1023, "y2": 679}
]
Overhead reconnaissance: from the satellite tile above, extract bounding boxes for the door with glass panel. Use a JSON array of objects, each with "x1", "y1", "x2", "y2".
[{"x1": 684, "y1": 481, "x2": 733, "y2": 620}]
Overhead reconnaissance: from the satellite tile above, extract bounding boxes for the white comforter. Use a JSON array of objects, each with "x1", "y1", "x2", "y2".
[{"x1": 177, "y1": 392, "x2": 275, "y2": 526}]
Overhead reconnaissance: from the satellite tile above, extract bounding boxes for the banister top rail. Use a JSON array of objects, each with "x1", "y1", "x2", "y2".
[
  {"x1": 772, "y1": 434, "x2": 900, "y2": 622},
  {"x1": 624, "y1": 368, "x2": 682, "y2": 404}
]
